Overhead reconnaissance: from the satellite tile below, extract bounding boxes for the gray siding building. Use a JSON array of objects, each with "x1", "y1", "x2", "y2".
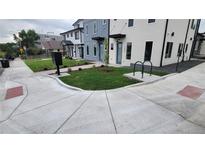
[{"x1": 83, "y1": 19, "x2": 109, "y2": 61}]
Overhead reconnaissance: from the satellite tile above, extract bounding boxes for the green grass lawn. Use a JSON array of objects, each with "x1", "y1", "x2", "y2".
[
  {"x1": 59, "y1": 66, "x2": 169, "y2": 90},
  {"x1": 60, "y1": 67, "x2": 140, "y2": 90},
  {"x1": 24, "y1": 58, "x2": 89, "y2": 72}
]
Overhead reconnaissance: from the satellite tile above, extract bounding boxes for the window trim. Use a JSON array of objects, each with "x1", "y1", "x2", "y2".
[
  {"x1": 148, "y1": 19, "x2": 156, "y2": 23},
  {"x1": 128, "y1": 19, "x2": 134, "y2": 27},
  {"x1": 93, "y1": 22, "x2": 97, "y2": 34},
  {"x1": 126, "y1": 42, "x2": 132, "y2": 60},
  {"x1": 165, "y1": 42, "x2": 173, "y2": 58},
  {"x1": 86, "y1": 45, "x2": 89, "y2": 55},
  {"x1": 93, "y1": 46, "x2": 97, "y2": 56}
]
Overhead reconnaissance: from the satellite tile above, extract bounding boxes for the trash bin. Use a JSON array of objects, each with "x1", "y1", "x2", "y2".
[{"x1": 1, "y1": 59, "x2": 10, "y2": 68}]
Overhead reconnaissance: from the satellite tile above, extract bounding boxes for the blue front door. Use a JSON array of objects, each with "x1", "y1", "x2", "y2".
[{"x1": 116, "y1": 42, "x2": 122, "y2": 64}]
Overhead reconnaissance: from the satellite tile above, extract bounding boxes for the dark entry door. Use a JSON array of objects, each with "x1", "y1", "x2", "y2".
[
  {"x1": 144, "y1": 41, "x2": 153, "y2": 61},
  {"x1": 116, "y1": 42, "x2": 122, "y2": 64}
]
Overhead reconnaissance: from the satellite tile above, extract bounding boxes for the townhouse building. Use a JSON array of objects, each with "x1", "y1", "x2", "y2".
[
  {"x1": 109, "y1": 19, "x2": 200, "y2": 67},
  {"x1": 60, "y1": 19, "x2": 84, "y2": 59},
  {"x1": 83, "y1": 19, "x2": 109, "y2": 62}
]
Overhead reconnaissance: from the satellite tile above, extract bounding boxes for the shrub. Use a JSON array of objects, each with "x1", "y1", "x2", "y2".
[
  {"x1": 0, "y1": 51, "x2": 5, "y2": 58},
  {"x1": 78, "y1": 67, "x2": 82, "y2": 71},
  {"x1": 100, "y1": 64, "x2": 105, "y2": 67}
]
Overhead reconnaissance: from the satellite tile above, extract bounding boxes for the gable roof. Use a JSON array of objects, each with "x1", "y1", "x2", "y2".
[
  {"x1": 41, "y1": 40, "x2": 63, "y2": 50},
  {"x1": 72, "y1": 19, "x2": 83, "y2": 26}
]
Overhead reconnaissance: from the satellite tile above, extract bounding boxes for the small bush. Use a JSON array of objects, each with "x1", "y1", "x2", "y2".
[
  {"x1": 44, "y1": 68, "x2": 48, "y2": 70},
  {"x1": 78, "y1": 67, "x2": 82, "y2": 71},
  {"x1": 100, "y1": 64, "x2": 105, "y2": 67},
  {"x1": 67, "y1": 68, "x2": 72, "y2": 73},
  {"x1": 0, "y1": 51, "x2": 5, "y2": 58}
]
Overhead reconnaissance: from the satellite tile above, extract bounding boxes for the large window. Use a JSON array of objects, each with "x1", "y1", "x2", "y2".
[
  {"x1": 94, "y1": 23, "x2": 97, "y2": 34},
  {"x1": 86, "y1": 25, "x2": 88, "y2": 34},
  {"x1": 75, "y1": 31, "x2": 79, "y2": 40},
  {"x1": 165, "y1": 42, "x2": 173, "y2": 58},
  {"x1": 94, "y1": 46, "x2": 97, "y2": 56},
  {"x1": 128, "y1": 19, "x2": 134, "y2": 27},
  {"x1": 177, "y1": 43, "x2": 184, "y2": 56},
  {"x1": 87, "y1": 45, "x2": 89, "y2": 55},
  {"x1": 71, "y1": 32, "x2": 73, "y2": 37},
  {"x1": 148, "y1": 19, "x2": 156, "y2": 23},
  {"x1": 126, "y1": 42, "x2": 132, "y2": 59}
]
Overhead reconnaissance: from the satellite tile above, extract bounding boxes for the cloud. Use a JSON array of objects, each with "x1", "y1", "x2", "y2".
[{"x1": 0, "y1": 19, "x2": 76, "y2": 43}]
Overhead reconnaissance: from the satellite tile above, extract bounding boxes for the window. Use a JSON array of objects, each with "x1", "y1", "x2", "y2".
[
  {"x1": 71, "y1": 32, "x2": 73, "y2": 37},
  {"x1": 94, "y1": 46, "x2": 97, "y2": 56},
  {"x1": 103, "y1": 20, "x2": 106, "y2": 24},
  {"x1": 111, "y1": 43, "x2": 114, "y2": 50},
  {"x1": 128, "y1": 19, "x2": 134, "y2": 27},
  {"x1": 185, "y1": 44, "x2": 188, "y2": 53},
  {"x1": 126, "y1": 42, "x2": 132, "y2": 59},
  {"x1": 87, "y1": 45, "x2": 89, "y2": 55},
  {"x1": 94, "y1": 23, "x2": 97, "y2": 34},
  {"x1": 86, "y1": 25, "x2": 88, "y2": 34},
  {"x1": 114, "y1": 19, "x2": 117, "y2": 21},
  {"x1": 75, "y1": 31, "x2": 79, "y2": 40},
  {"x1": 165, "y1": 42, "x2": 173, "y2": 58},
  {"x1": 191, "y1": 19, "x2": 195, "y2": 29},
  {"x1": 148, "y1": 19, "x2": 156, "y2": 23},
  {"x1": 67, "y1": 34, "x2": 69, "y2": 38},
  {"x1": 177, "y1": 43, "x2": 184, "y2": 56}
]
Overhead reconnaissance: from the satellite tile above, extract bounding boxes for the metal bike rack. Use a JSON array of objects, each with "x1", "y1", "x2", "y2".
[
  {"x1": 133, "y1": 60, "x2": 153, "y2": 79},
  {"x1": 142, "y1": 60, "x2": 153, "y2": 76},
  {"x1": 133, "y1": 61, "x2": 144, "y2": 78}
]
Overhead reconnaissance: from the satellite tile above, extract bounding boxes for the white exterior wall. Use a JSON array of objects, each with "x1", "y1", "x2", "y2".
[
  {"x1": 162, "y1": 19, "x2": 195, "y2": 65},
  {"x1": 109, "y1": 19, "x2": 166, "y2": 66},
  {"x1": 109, "y1": 19, "x2": 197, "y2": 67}
]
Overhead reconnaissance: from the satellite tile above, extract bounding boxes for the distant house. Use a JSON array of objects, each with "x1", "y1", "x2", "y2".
[
  {"x1": 109, "y1": 19, "x2": 200, "y2": 67},
  {"x1": 83, "y1": 19, "x2": 109, "y2": 62},
  {"x1": 35, "y1": 33, "x2": 63, "y2": 54},
  {"x1": 60, "y1": 19, "x2": 84, "y2": 59},
  {"x1": 193, "y1": 32, "x2": 205, "y2": 58}
]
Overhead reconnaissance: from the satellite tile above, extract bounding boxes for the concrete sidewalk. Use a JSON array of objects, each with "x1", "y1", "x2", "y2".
[{"x1": 0, "y1": 58, "x2": 205, "y2": 133}]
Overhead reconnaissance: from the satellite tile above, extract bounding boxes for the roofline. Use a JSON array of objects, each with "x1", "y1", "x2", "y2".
[
  {"x1": 72, "y1": 19, "x2": 83, "y2": 26},
  {"x1": 60, "y1": 27, "x2": 83, "y2": 35}
]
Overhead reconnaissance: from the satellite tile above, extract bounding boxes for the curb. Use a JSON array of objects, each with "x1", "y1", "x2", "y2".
[{"x1": 46, "y1": 75, "x2": 84, "y2": 91}]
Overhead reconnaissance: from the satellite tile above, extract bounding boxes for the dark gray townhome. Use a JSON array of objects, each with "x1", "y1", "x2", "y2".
[
  {"x1": 83, "y1": 19, "x2": 109, "y2": 62},
  {"x1": 60, "y1": 19, "x2": 84, "y2": 59}
]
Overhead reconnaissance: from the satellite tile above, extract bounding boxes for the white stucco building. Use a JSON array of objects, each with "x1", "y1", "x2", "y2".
[
  {"x1": 109, "y1": 19, "x2": 200, "y2": 67},
  {"x1": 60, "y1": 19, "x2": 84, "y2": 59}
]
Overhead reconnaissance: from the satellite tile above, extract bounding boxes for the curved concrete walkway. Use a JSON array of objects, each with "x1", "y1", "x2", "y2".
[{"x1": 0, "y1": 58, "x2": 205, "y2": 134}]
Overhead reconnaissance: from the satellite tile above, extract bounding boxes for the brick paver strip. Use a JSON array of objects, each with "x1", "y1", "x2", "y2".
[
  {"x1": 177, "y1": 85, "x2": 204, "y2": 100},
  {"x1": 5, "y1": 86, "x2": 23, "y2": 100}
]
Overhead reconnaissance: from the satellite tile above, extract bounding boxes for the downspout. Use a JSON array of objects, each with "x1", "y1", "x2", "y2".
[
  {"x1": 189, "y1": 19, "x2": 201, "y2": 60},
  {"x1": 108, "y1": 19, "x2": 110, "y2": 64},
  {"x1": 182, "y1": 19, "x2": 191, "y2": 62},
  {"x1": 160, "y1": 19, "x2": 169, "y2": 67}
]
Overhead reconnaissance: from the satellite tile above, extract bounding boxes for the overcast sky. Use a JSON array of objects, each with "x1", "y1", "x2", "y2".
[{"x1": 0, "y1": 19, "x2": 205, "y2": 43}]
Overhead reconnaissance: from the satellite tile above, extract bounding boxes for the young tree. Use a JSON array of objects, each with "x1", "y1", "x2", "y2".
[
  {"x1": 13, "y1": 29, "x2": 40, "y2": 58},
  {"x1": 104, "y1": 38, "x2": 109, "y2": 66}
]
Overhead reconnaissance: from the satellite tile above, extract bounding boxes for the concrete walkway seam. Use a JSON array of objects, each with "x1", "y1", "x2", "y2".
[
  {"x1": 54, "y1": 91, "x2": 95, "y2": 134},
  {"x1": 125, "y1": 88, "x2": 205, "y2": 131},
  {"x1": 105, "y1": 90, "x2": 118, "y2": 134}
]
